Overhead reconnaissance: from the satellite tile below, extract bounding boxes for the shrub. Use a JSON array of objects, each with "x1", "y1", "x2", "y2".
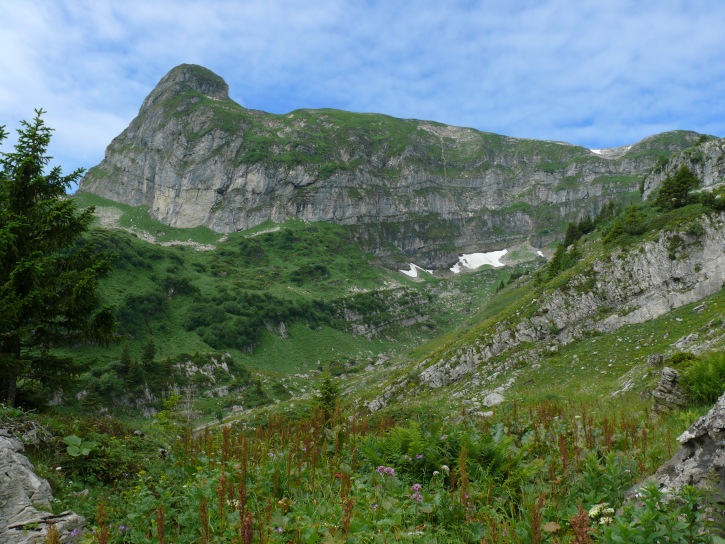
[{"x1": 680, "y1": 351, "x2": 725, "y2": 406}]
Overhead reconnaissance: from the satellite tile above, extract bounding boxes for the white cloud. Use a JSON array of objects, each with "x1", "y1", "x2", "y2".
[{"x1": 1, "y1": 0, "x2": 724, "y2": 175}]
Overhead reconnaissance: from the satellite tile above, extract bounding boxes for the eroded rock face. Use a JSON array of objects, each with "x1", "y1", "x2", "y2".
[
  {"x1": 78, "y1": 64, "x2": 707, "y2": 267},
  {"x1": 642, "y1": 138, "x2": 725, "y2": 200},
  {"x1": 0, "y1": 431, "x2": 85, "y2": 544},
  {"x1": 639, "y1": 392, "x2": 725, "y2": 498},
  {"x1": 652, "y1": 367, "x2": 689, "y2": 413}
]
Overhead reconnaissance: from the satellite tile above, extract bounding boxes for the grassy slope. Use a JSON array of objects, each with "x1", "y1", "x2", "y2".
[{"x1": 64, "y1": 195, "x2": 519, "y2": 379}]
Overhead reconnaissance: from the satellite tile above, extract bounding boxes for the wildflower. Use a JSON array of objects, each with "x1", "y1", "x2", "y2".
[
  {"x1": 599, "y1": 516, "x2": 613, "y2": 525},
  {"x1": 416, "y1": 453, "x2": 424, "y2": 459},
  {"x1": 440, "y1": 435, "x2": 447, "y2": 440},
  {"x1": 277, "y1": 527, "x2": 283, "y2": 533},
  {"x1": 370, "y1": 503, "x2": 378, "y2": 510},
  {"x1": 441, "y1": 465, "x2": 450, "y2": 474},
  {"x1": 432, "y1": 471, "x2": 440, "y2": 476},
  {"x1": 376, "y1": 466, "x2": 395, "y2": 476},
  {"x1": 118, "y1": 524, "x2": 129, "y2": 533},
  {"x1": 409, "y1": 484, "x2": 423, "y2": 502}
]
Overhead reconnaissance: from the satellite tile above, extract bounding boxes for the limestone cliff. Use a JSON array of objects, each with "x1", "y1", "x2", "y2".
[
  {"x1": 642, "y1": 137, "x2": 725, "y2": 199},
  {"x1": 368, "y1": 211, "x2": 725, "y2": 410},
  {"x1": 79, "y1": 64, "x2": 706, "y2": 267}
]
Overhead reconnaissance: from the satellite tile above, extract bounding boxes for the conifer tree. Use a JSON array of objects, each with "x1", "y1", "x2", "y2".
[
  {"x1": 0, "y1": 110, "x2": 116, "y2": 406},
  {"x1": 141, "y1": 340, "x2": 156, "y2": 370},
  {"x1": 655, "y1": 165, "x2": 700, "y2": 210}
]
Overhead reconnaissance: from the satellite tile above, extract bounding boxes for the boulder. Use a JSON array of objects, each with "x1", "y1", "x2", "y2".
[
  {"x1": 652, "y1": 367, "x2": 688, "y2": 412},
  {"x1": 639, "y1": 392, "x2": 725, "y2": 498},
  {"x1": 0, "y1": 431, "x2": 85, "y2": 544}
]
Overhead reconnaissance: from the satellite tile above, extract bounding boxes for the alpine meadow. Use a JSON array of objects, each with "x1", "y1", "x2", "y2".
[{"x1": 2, "y1": 64, "x2": 725, "y2": 544}]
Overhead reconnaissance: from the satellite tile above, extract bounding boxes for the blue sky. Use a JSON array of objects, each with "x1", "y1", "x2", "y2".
[{"x1": 2, "y1": 0, "x2": 724, "y2": 178}]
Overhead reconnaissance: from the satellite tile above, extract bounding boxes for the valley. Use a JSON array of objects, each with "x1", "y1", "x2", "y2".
[{"x1": 2, "y1": 64, "x2": 725, "y2": 543}]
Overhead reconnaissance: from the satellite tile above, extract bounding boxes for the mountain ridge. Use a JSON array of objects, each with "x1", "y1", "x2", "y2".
[{"x1": 79, "y1": 64, "x2": 708, "y2": 267}]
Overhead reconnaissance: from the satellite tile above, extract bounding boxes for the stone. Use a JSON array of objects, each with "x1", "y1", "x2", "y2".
[
  {"x1": 634, "y1": 392, "x2": 725, "y2": 498},
  {"x1": 648, "y1": 354, "x2": 665, "y2": 367},
  {"x1": 0, "y1": 432, "x2": 85, "y2": 544},
  {"x1": 78, "y1": 64, "x2": 708, "y2": 268},
  {"x1": 481, "y1": 392, "x2": 505, "y2": 407},
  {"x1": 652, "y1": 367, "x2": 689, "y2": 412}
]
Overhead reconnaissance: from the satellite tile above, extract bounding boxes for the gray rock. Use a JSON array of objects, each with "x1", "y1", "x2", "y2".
[
  {"x1": 0, "y1": 433, "x2": 85, "y2": 544},
  {"x1": 78, "y1": 64, "x2": 706, "y2": 268},
  {"x1": 648, "y1": 354, "x2": 665, "y2": 367},
  {"x1": 481, "y1": 392, "x2": 505, "y2": 407},
  {"x1": 635, "y1": 392, "x2": 725, "y2": 498},
  {"x1": 652, "y1": 367, "x2": 689, "y2": 413}
]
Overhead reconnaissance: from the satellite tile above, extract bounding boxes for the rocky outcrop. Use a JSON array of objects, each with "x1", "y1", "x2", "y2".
[
  {"x1": 652, "y1": 367, "x2": 688, "y2": 412},
  {"x1": 637, "y1": 392, "x2": 725, "y2": 498},
  {"x1": 643, "y1": 138, "x2": 725, "y2": 200},
  {"x1": 362, "y1": 211, "x2": 725, "y2": 411},
  {"x1": 78, "y1": 64, "x2": 705, "y2": 267},
  {"x1": 415, "y1": 212, "x2": 725, "y2": 390},
  {"x1": 0, "y1": 431, "x2": 85, "y2": 544}
]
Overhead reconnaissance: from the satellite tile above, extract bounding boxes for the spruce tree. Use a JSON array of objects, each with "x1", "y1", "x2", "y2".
[
  {"x1": 0, "y1": 110, "x2": 116, "y2": 406},
  {"x1": 655, "y1": 165, "x2": 700, "y2": 210}
]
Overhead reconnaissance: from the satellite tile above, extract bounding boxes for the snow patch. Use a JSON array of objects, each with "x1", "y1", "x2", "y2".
[
  {"x1": 590, "y1": 149, "x2": 603, "y2": 155},
  {"x1": 537, "y1": 250, "x2": 544, "y2": 258},
  {"x1": 400, "y1": 263, "x2": 433, "y2": 278},
  {"x1": 450, "y1": 250, "x2": 508, "y2": 273}
]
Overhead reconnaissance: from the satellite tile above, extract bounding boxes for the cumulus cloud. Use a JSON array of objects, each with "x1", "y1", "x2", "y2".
[{"x1": 1, "y1": 0, "x2": 724, "y2": 175}]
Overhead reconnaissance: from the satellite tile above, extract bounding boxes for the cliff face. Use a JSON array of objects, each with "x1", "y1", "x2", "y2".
[
  {"x1": 79, "y1": 64, "x2": 705, "y2": 267},
  {"x1": 366, "y1": 211, "x2": 725, "y2": 411},
  {"x1": 642, "y1": 137, "x2": 725, "y2": 199}
]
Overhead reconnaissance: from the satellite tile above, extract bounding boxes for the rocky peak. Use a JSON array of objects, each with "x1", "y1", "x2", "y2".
[
  {"x1": 139, "y1": 63, "x2": 230, "y2": 112},
  {"x1": 79, "y1": 64, "x2": 711, "y2": 266}
]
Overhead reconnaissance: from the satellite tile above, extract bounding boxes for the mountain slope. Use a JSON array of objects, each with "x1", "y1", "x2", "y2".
[
  {"x1": 78, "y1": 64, "x2": 706, "y2": 268},
  {"x1": 363, "y1": 207, "x2": 725, "y2": 411}
]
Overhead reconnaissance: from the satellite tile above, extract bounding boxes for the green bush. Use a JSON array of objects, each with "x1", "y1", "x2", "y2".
[{"x1": 680, "y1": 351, "x2": 725, "y2": 406}]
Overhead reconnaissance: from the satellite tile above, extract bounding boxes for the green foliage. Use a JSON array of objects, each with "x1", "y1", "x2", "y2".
[
  {"x1": 620, "y1": 205, "x2": 647, "y2": 235},
  {"x1": 0, "y1": 110, "x2": 116, "y2": 406},
  {"x1": 314, "y1": 373, "x2": 339, "y2": 416},
  {"x1": 655, "y1": 165, "x2": 701, "y2": 210},
  {"x1": 547, "y1": 242, "x2": 580, "y2": 278},
  {"x1": 563, "y1": 222, "x2": 582, "y2": 247},
  {"x1": 598, "y1": 484, "x2": 719, "y2": 543},
  {"x1": 63, "y1": 434, "x2": 98, "y2": 457},
  {"x1": 680, "y1": 351, "x2": 725, "y2": 406}
]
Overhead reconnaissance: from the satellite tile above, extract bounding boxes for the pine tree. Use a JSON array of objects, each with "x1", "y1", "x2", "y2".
[
  {"x1": 563, "y1": 222, "x2": 581, "y2": 247},
  {"x1": 655, "y1": 165, "x2": 701, "y2": 210},
  {"x1": 141, "y1": 340, "x2": 156, "y2": 370},
  {"x1": 315, "y1": 373, "x2": 339, "y2": 418},
  {"x1": 0, "y1": 110, "x2": 116, "y2": 406}
]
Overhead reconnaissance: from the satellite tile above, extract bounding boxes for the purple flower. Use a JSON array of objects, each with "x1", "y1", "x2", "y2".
[
  {"x1": 370, "y1": 503, "x2": 378, "y2": 509},
  {"x1": 411, "y1": 483, "x2": 422, "y2": 492},
  {"x1": 376, "y1": 465, "x2": 395, "y2": 476},
  {"x1": 416, "y1": 453, "x2": 424, "y2": 459},
  {"x1": 277, "y1": 527, "x2": 283, "y2": 533}
]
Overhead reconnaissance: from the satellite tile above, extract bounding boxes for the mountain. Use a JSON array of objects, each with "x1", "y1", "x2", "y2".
[{"x1": 78, "y1": 64, "x2": 706, "y2": 267}]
